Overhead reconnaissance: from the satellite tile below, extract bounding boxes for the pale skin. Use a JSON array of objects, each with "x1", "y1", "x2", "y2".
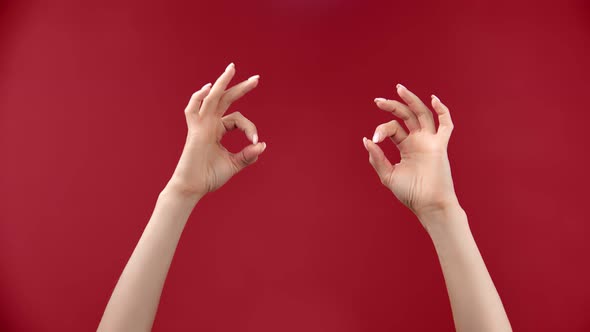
[
  {"x1": 97, "y1": 63, "x2": 266, "y2": 332},
  {"x1": 364, "y1": 85, "x2": 512, "y2": 332},
  {"x1": 97, "y1": 65, "x2": 511, "y2": 331}
]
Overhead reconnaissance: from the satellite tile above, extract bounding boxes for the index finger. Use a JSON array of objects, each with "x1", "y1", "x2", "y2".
[
  {"x1": 200, "y1": 63, "x2": 236, "y2": 115},
  {"x1": 218, "y1": 75, "x2": 260, "y2": 116},
  {"x1": 396, "y1": 84, "x2": 436, "y2": 133}
]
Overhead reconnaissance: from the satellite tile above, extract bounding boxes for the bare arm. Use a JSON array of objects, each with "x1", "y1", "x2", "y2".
[
  {"x1": 98, "y1": 63, "x2": 266, "y2": 332},
  {"x1": 363, "y1": 84, "x2": 511, "y2": 331},
  {"x1": 420, "y1": 206, "x2": 509, "y2": 332}
]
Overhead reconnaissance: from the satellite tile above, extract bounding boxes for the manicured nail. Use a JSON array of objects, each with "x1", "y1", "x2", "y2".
[
  {"x1": 374, "y1": 98, "x2": 386, "y2": 103},
  {"x1": 431, "y1": 94, "x2": 440, "y2": 102},
  {"x1": 252, "y1": 133, "x2": 259, "y2": 144},
  {"x1": 248, "y1": 75, "x2": 260, "y2": 81},
  {"x1": 225, "y1": 63, "x2": 235, "y2": 72},
  {"x1": 396, "y1": 83, "x2": 405, "y2": 90},
  {"x1": 262, "y1": 142, "x2": 267, "y2": 150},
  {"x1": 372, "y1": 132, "x2": 380, "y2": 143},
  {"x1": 201, "y1": 83, "x2": 212, "y2": 90},
  {"x1": 362, "y1": 137, "x2": 368, "y2": 148}
]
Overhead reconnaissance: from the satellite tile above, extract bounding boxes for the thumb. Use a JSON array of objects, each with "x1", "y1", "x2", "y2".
[
  {"x1": 232, "y1": 142, "x2": 267, "y2": 173},
  {"x1": 363, "y1": 137, "x2": 393, "y2": 184}
]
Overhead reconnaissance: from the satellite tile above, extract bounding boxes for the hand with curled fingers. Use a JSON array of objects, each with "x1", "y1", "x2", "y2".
[
  {"x1": 363, "y1": 84, "x2": 459, "y2": 225},
  {"x1": 166, "y1": 63, "x2": 266, "y2": 200}
]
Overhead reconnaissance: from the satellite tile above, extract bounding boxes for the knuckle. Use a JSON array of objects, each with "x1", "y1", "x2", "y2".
[
  {"x1": 220, "y1": 98, "x2": 231, "y2": 109},
  {"x1": 389, "y1": 100, "x2": 401, "y2": 109},
  {"x1": 381, "y1": 100, "x2": 393, "y2": 110},
  {"x1": 243, "y1": 118, "x2": 255, "y2": 128},
  {"x1": 391, "y1": 105, "x2": 409, "y2": 119},
  {"x1": 201, "y1": 95, "x2": 212, "y2": 105},
  {"x1": 238, "y1": 157, "x2": 249, "y2": 167},
  {"x1": 393, "y1": 100, "x2": 407, "y2": 110},
  {"x1": 399, "y1": 112, "x2": 411, "y2": 120}
]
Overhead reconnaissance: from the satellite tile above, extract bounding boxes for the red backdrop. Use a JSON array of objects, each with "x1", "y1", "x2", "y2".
[{"x1": 1, "y1": 0, "x2": 589, "y2": 331}]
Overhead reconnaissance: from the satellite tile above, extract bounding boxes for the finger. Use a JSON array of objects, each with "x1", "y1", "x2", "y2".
[
  {"x1": 184, "y1": 83, "x2": 212, "y2": 116},
  {"x1": 396, "y1": 84, "x2": 436, "y2": 133},
  {"x1": 363, "y1": 137, "x2": 394, "y2": 184},
  {"x1": 218, "y1": 75, "x2": 260, "y2": 116},
  {"x1": 200, "y1": 63, "x2": 236, "y2": 115},
  {"x1": 431, "y1": 94, "x2": 454, "y2": 140},
  {"x1": 221, "y1": 112, "x2": 259, "y2": 144},
  {"x1": 231, "y1": 142, "x2": 267, "y2": 173},
  {"x1": 374, "y1": 98, "x2": 420, "y2": 132},
  {"x1": 372, "y1": 120, "x2": 408, "y2": 146}
]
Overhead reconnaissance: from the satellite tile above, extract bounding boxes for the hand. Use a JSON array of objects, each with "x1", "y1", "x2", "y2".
[
  {"x1": 166, "y1": 63, "x2": 267, "y2": 199},
  {"x1": 363, "y1": 84, "x2": 459, "y2": 223}
]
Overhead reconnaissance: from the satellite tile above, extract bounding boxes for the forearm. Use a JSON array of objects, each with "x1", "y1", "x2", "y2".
[
  {"x1": 98, "y1": 187, "x2": 200, "y2": 332},
  {"x1": 420, "y1": 206, "x2": 511, "y2": 332}
]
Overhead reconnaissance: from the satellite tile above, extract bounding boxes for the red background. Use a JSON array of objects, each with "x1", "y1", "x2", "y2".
[{"x1": 1, "y1": 0, "x2": 589, "y2": 331}]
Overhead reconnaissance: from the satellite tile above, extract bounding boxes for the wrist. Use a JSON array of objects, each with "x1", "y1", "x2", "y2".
[
  {"x1": 151, "y1": 185, "x2": 201, "y2": 229},
  {"x1": 416, "y1": 203, "x2": 468, "y2": 236},
  {"x1": 160, "y1": 181, "x2": 204, "y2": 206}
]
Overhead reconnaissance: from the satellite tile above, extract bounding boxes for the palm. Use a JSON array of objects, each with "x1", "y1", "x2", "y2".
[
  {"x1": 201, "y1": 122, "x2": 245, "y2": 193},
  {"x1": 387, "y1": 134, "x2": 455, "y2": 214}
]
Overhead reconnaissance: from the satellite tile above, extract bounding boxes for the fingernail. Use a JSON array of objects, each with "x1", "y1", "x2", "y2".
[
  {"x1": 432, "y1": 94, "x2": 440, "y2": 102},
  {"x1": 396, "y1": 83, "x2": 405, "y2": 90},
  {"x1": 225, "y1": 63, "x2": 235, "y2": 72},
  {"x1": 362, "y1": 137, "x2": 368, "y2": 148},
  {"x1": 372, "y1": 132, "x2": 380, "y2": 143},
  {"x1": 374, "y1": 98, "x2": 386, "y2": 103},
  {"x1": 201, "y1": 83, "x2": 212, "y2": 90},
  {"x1": 262, "y1": 142, "x2": 267, "y2": 150},
  {"x1": 252, "y1": 133, "x2": 259, "y2": 144},
  {"x1": 248, "y1": 75, "x2": 260, "y2": 81}
]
